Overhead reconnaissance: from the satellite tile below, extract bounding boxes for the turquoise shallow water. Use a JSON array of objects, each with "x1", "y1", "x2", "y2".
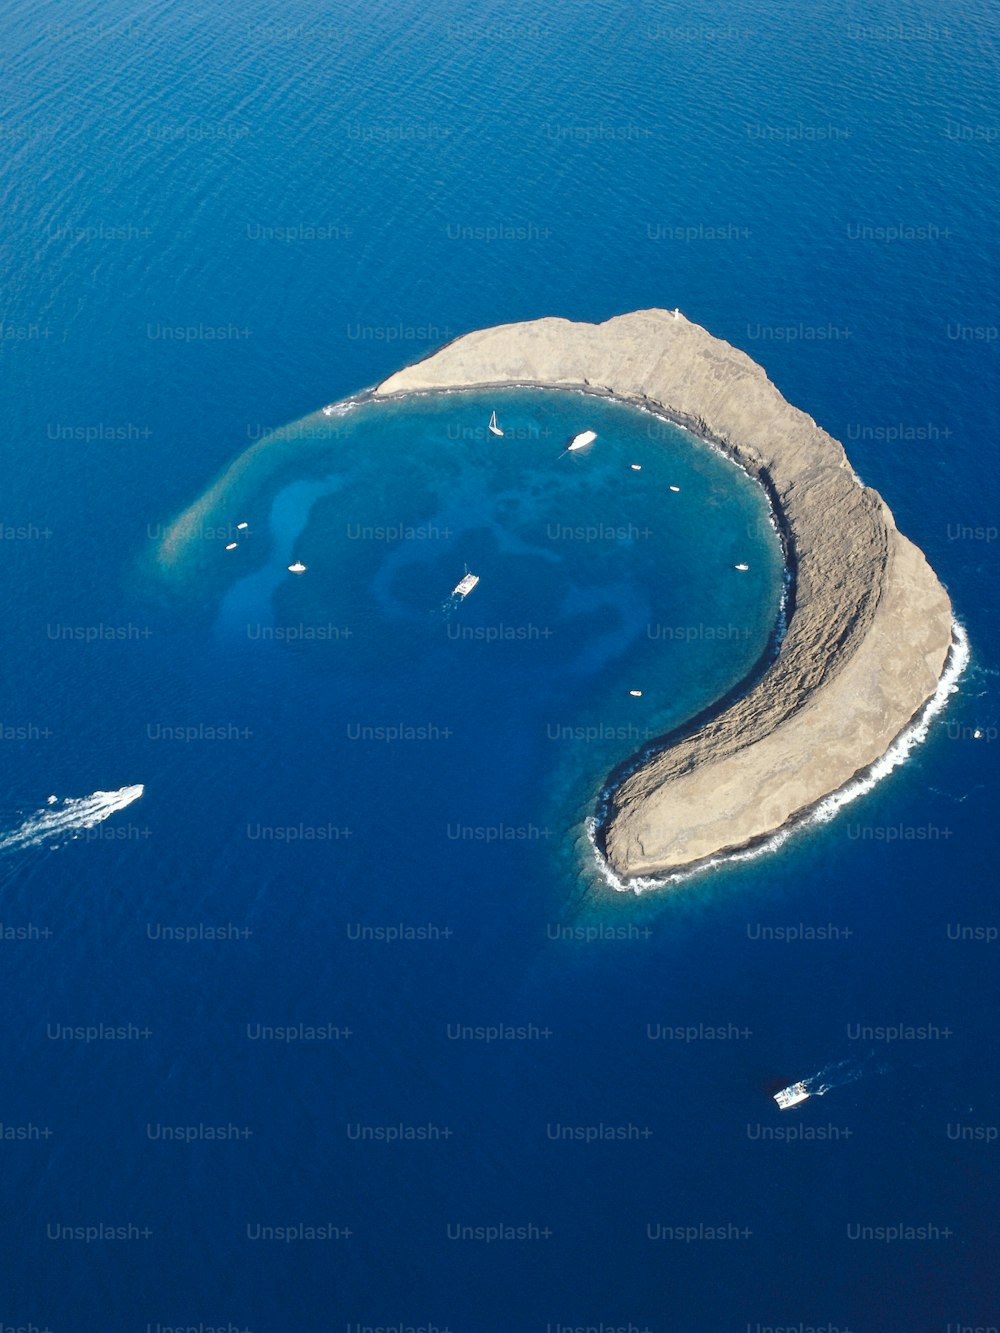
[
  {"x1": 2, "y1": 0, "x2": 999, "y2": 1326},
  {"x1": 160, "y1": 387, "x2": 787, "y2": 903},
  {"x1": 163, "y1": 388, "x2": 784, "y2": 752}
]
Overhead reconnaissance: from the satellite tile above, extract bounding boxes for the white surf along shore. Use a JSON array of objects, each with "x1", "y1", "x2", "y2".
[{"x1": 372, "y1": 309, "x2": 959, "y2": 885}]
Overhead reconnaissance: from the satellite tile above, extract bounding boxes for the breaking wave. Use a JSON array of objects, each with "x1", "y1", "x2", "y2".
[
  {"x1": 320, "y1": 396, "x2": 365, "y2": 418},
  {"x1": 0, "y1": 785, "x2": 145, "y2": 853}
]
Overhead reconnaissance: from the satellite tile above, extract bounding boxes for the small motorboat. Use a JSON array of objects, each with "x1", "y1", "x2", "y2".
[
  {"x1": 567, "y1": 430, "x2": 597, "y2": 451},
  {"x1": 288, "y1": 561, "x2": 307, "y2": 574}
]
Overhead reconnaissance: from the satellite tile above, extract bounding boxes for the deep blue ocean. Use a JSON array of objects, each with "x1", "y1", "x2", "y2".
[{"x1": 2, "y1": 0, "x2": 998, "y2": 1328}]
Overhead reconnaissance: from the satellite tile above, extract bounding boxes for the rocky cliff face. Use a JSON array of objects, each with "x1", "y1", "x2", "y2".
[{"x1": 375, "y1": 309, "x2": 954, "y2": 879}]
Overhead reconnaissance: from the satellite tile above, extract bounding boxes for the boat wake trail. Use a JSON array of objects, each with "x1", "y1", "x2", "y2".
[
  {"x1": 773, "y1": 1056, "x2": 879, "y2": 1109},
  {"x1": 803, "y1": 1058, "x2": 866, "y2": 1097},
  {"x1": 0, "y1": 785, "x2": 145, "y2": 854}
]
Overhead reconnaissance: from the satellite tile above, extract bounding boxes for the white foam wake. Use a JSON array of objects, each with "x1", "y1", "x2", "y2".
[
  {"x1": 803, "y1": 1058, "x2": 867, "y2": 1097},
  {"x1": 0, "y1": 785, "x2": 145, "y2": 853},
  {"x1": 588, "y1": 620, "x2": 971, "y2": 894},
  {"x1": 774, "y1": 1057, "x2": 871, "y2": 1109}
]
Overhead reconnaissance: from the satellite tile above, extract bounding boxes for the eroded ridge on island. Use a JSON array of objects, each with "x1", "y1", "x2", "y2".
[{"x1": 373, "y1": 308, "x2": 956, "y2": 882}]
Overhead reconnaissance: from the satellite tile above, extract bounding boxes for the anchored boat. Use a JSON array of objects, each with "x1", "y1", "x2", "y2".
[
  {"x1": 567, "y1": 429, "x2": 597, "y2": 451},
  {"x1": 488, "y1": 410, "x2": 504, "y2": 438}
]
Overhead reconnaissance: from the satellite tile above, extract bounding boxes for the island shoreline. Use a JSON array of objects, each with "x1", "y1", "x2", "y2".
[
  {"x1": 371, "y1": 310, "x2": 958, "y2": 883},
  {"x1": 587, "y1": 620, "x2": 968, "y2": 892},
  {"x1": 155, "y1": 310, "x2": 958, "y2": 885}
]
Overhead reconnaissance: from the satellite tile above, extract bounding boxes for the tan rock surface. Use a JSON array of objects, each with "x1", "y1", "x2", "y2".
[{"x1": 374, "y1": 308, "x2": 953, "y2": 878}]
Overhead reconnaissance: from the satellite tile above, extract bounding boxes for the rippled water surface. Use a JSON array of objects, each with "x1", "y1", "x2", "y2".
[{"x1": 2, "y1": 0, "x2": 998, "y2": 1325}]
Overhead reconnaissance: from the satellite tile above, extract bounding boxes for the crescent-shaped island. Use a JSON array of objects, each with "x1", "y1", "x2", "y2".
[{"x1": 373, "y1": 309, "x2": 958, "y2": 883}]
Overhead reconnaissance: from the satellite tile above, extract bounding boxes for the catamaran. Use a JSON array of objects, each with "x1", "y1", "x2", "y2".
[
  {"x1": 773, "y1": 1081, "x2": 811, "y2": 1110},
  {"x1": 488, "y1": 410, "x2": 504, "y2": 438},
  {"x1": 452, "y1": 569, "x2": 479, "y2": 599}
]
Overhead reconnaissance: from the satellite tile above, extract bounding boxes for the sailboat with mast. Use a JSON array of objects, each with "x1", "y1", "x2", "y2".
[
  {"x1": 451, "y1": 564, "x2": 480, "y2": 599},
  {"x1": 488, "y1": 410, "x2": 504, "y2": 438}
]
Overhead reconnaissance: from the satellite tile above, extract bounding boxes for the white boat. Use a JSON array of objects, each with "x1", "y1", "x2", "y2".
[
  {"x1": 630, "y1": 464, "x2": 642, "y2": 471},
  {"x1": 452, "y1": 570, "x2": 479, "y2": 599},
  {"x1": 237, "y1": 521, "x2": 248, "y2": 530},
  {"x1": 774, "y1": 1081, "x2": 811, "y2": 1110},
  {"x1": 629, "y1": 689, "x2": 642, "y2": 697},
  {"x1": 568, "y1": 430, "x2": 597, "y2": 451},
  {"x1": 488, "y1": 410, "x2": 504, "y2": 438},
  {"x1": 669, "y1": 485, "x2": 681, "y2": 492},
  {"x1": 288, "y1": 561, "x2": 307, "y2": 574},
  {"x1": 225, "y1": 542, "x2": 238, "y2": 551},
  {"x1": 734, "y1": 563, "x2": 749, "y2": 571}
]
